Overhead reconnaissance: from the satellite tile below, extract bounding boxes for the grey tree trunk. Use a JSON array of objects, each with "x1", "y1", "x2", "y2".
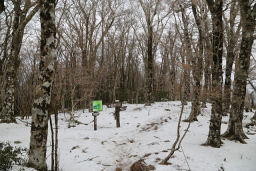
[
  {"x1": 222, "y1": 0, "x2": 256, "y2": 143},
  {"x1": 145, "y1": 19, "x2": 154, "y2": 106},
  {"x1": 202, "y1": 18, "x2": 212, "y2": 107},
  {"x1": 204, "y1": 0, "x2": 224, "y2": 148},
  {"x1": 168, "y1": 32, "x2": 177, "y2": 101},
  {"x1": 223, "y1": 1, "x2": 240, "y2": 115},
  {"x1": 0, "y1": 0, "x2": 22, "y2": 123},
  {"x1": 170, "y1": 57, "x2": 176, "y2": 101},
  {"x1": 184, "y1": 0, "x2": 203, "y2": 122},
  {"x1": 0, "y1": 59, "x2": 17, "y2": 123},
  {"x1": 180, "y1": 7, "x2": 192, "y2": 105},
  {"x1": 0, "y1": 1, "x2": 40, "y2": 123},
  {"x1": 28, "y1": 0, "x2": 56, "y2": 170}
]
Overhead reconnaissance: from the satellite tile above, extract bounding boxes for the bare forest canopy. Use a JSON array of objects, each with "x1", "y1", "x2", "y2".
[
  {"x1": 0, "y1": 0, "x2": 255, "y2": 115},
  {"x1": 1, "y1": 0, "x2": 256, "y2": 170}
]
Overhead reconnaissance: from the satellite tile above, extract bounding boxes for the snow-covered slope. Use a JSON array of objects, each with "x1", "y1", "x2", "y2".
[{"x1": 1, "y1": 101, "x2": 256, "y2": 171}]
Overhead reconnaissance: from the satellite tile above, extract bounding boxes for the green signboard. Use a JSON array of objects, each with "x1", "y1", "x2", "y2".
[{"x1": 93, "y1": 100, "x2": 103, "y2": 112}]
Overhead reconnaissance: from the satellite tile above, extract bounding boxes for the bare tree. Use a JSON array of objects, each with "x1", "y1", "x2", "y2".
[
  {"x1": 0, "y1": 0, "x2": 40, "y2": 123},
  {"x1": 184, "y1": 0, "x2": 204, "y2": 122},
  {"x1": 204, "y1": 0, "x2": 224, "y2": 148},
  {"x1": 180, "y1": 4, "x2": 192, "y2": 105},
  {"x1": 222, "y1": 0, "x2": 256, "y2": 143},
  {"x1": 223, "y1": 0, "x2": 241, "y2": 115},
  {"x1": 28, "y1": 0, "x2": 56, "y2": 170},
  {"x1": 137, "y1": 0, "x2": 161, "y2": 105}
]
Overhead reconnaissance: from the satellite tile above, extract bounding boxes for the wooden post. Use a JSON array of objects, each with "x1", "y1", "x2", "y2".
[
  {"x1": 115, "y1": 100, "x2": 121, "y2": 128},
  {"x1": 94, "y1": 116, "x2": 97, "y2": 131},
  {"x1": 92, "y1": 112, "x2": 99, "y2": 131}
]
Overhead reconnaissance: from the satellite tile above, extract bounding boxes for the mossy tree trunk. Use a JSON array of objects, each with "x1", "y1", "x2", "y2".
[
  {"x1": 204, "y1": 0, "x2": 224, "y2": 148},
  {"x1": 222, "y1": 0, "x2": 256, "y2": 143},
  {"x1": 28, "y1": 0, "x2": 56, "y2": 170}
]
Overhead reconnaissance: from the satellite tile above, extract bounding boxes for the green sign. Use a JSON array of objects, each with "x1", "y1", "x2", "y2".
[{"x1": 93, "y1": 100, "x2": 103, "y2": 112}]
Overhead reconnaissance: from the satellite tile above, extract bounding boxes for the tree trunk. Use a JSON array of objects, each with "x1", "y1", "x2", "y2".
[
  {"x1": 0, "y1": 0, "x2": 21, "y2": 123},
  {"x1": 184, "y1": 0, "x2": 203, "y2": 122},
  {"x1": 0, "y1": 1, "x2": 40, "y2": 123},
  {"x1": 169, "y1": 58, "x2": 176, "y2": 101},
  {"x1": 223, "y1": 1, "x2": 240, "y2": 115},
  {"x1": 202, "y1": 14, "x2": 212, "y2": 107},
  {"x1": 145, "y1": 20, "x2": 154, "y2": 106},
  {"x1": 204, "y1": 0, "x2": 224, "y2": 148},
  {"x1": 28, "y1": 0, "x2": 56, "y2": 170},
  {"x1": 167, "y1": 31, "x2": 177, "y2": 101},
  {"x1": 223, "y1": 49, "x2": 235, "y2": 115},
  {"x1": 222, "y1": 0, "x2": 256, "y2": 143},
  {"x1": 180, "y1": 7, "x2": 192, "y2": 104},
  {"x1": 0, "y1": 60, "x2": 17, "y2": 123}
]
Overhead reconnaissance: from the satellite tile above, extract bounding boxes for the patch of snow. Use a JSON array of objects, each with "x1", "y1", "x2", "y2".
[{"x1": 0, "y1": 101, "x2": 256, "y2": 171}]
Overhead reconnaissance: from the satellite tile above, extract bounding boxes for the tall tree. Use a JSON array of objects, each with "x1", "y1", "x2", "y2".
[
  {"x1": 180, "y1": 5, "x2": 192, "y2": 105},
  {"x1": 28, "y1": 0, "x2": 56, "y2": 170},
  {"x1": 204, "y1": 0, "x2": 224, "y2": 148},
  {"x1": 168, "y1": 31, "x2": 177, "y2": 101},
  {"x1": 223, "y1": 0, "x2": 241, "y2": 115},
  {"x1": 201, "y1": 6, "x2": 212, "y2": 108},
  {"x1": 222, "y1": 0, "x2": 256, "y2": 143},
  {"x1": 138, "y1": 0, "x2": 161, "y2": 106},
  {"x1": 184, "y1": 0, "x2": 203, "y2": 122},
  {"x1": 0, "y1": 0, "x2": 40, "y2": 123}
]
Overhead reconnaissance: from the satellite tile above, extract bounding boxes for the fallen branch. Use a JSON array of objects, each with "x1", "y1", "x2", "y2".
[
  {"x1": 77, "y1": 156, "x2": 99, "y2": 163},
  {"x1": 161, "y1": 102, "x2": 191, "y2": 165}
]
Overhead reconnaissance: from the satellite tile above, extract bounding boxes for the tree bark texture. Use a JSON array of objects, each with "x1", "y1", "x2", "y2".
[
  {"x1": 169, "y1": 32, "x2": 176, "y2": 101},
  {"x1": 222, "y1": 0, "x2": 256, "y2": 143},
  {"x1": 180, "y1": 6, "x2": 192, "y2": 104},
  {"x1": 28, "y1": 0, "x2": 56, "y2": 170},
  {"x1": 184, "y1": 0, "x2": 203, "y2": 122},
  {"x1": 223, "y1": 1, "x2": 240, "y2": 115},
  {"x1": 202, "y1": 18, "x2": 212, "y2": 107},
  {"x1": 145, "y1": 19, "x2": 154, "y2": 105},
  {"x1": 205, "y1": 0, "x2": 224, "y2": 148}
]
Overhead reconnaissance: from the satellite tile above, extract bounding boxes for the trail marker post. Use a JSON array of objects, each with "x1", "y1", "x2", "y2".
[
  {"x1": 92, "y1": 100, "x2": 102, "y2": 131},
  {"x1": 114, "y1": 100, "x2": 121, "y2": 128}
]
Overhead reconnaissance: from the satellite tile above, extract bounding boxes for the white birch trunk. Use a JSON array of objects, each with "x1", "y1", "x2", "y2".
[{"x1": 28, "y1": 0, "x2": 56, "y2": 170}]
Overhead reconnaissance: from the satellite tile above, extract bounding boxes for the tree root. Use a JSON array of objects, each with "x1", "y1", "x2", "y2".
[
  {"x1": 202, "y1": 138, "x2": 223, "y2": 148},
  {"x1": 224, "y1": 135, "x2": 247, "y2": 144},
  {"x1": 222, "y1": 131, "x2": 247, "y2": 144}
]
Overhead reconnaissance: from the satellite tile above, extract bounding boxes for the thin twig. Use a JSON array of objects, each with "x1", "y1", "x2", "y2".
[{"x1": 181, "y1": 145, "x2": 191, "y2": 171}]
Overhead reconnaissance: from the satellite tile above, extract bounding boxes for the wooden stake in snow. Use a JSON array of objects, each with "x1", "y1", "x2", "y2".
[
  {"x1": 92, "y1": 112, "x2": 99, "y2": 131},
  {"x1": 115, "y1": 100, "x2": 121, "y2": 128}
]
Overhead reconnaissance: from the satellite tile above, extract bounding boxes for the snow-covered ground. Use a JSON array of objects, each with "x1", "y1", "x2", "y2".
[{"x1": 1, "y1": 101, "x2": 256, "y2": 171}]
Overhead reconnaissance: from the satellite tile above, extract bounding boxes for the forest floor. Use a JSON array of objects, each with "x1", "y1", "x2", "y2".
[{"x1": 1, "y1": 101, "x2": 256, "y2": 171}]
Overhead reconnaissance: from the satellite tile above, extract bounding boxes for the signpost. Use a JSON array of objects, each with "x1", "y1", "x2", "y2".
[
  {"x1": 92, "y1": 100, "x2": 102, "y2": 131},
  {"x1": 93, "y1": 100, "x2": 103, "y2": 112},
  {"x1": 114, "y1": 100, "x2": 121, "y2": 128}
]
